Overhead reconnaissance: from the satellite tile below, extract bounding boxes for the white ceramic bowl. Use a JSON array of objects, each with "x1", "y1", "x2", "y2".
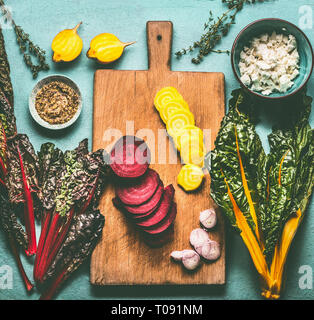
[{"x1": 29, "y1": 74, "x2": 82, "y2": 130}]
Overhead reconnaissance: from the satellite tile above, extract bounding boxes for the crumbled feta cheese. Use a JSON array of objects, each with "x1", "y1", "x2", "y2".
[
  {"x1": 238, "y1": 32, "x2": 300, "y2": 95},
  {"x1": 240, "y1": 74, "x2": 251, "y2": 86}
]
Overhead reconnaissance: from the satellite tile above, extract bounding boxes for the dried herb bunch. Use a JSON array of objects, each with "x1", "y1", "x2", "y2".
[
  {"x1": 175, "y1": 0, "x2": 269, "y2": 64},
  {"x1": 0, "y1": 0, "x2": 49, "y2": 78}
]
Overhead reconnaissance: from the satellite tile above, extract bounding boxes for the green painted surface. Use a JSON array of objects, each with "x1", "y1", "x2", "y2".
[{"x1": 0, "y1": 0, "x2": 313, "y2": 300}]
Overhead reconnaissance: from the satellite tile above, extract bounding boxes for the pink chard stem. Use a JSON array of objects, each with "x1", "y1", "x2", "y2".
[
  {"x1": 34, "y1": 210, "x2": 52, "y2": 282},
  {"x1": 37, "y1": 213, "x2": 60, "y2": 283},
  {"x1": 44, "y1": 208, "x2": 75, "y2": 278},
  {"x1": 9, "y1": 237, "x2": 34, "y2": 292},
  {"x1": 17, "y1": 146, "x2": 37, "y2": 256},
  {"x1": 39, "y1": 268, "x2": 67, "y2": 300}
]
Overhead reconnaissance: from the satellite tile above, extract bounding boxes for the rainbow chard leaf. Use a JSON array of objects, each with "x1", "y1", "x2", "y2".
[
  {"x1": 40, "y1": 208, "x2": 105, "y2": 300},
  {"x1": 207, "y1": 89, "x2": 266, "y2": 239},
  {"x1": 261, "y1": 93, "x2": 313, "y2": 263},
  {"x1": 0, "y1": 25, "x2": 34, "y2": 291},
  {"x1": 0, "y1": 25, "x2": 14, "y2": 107},
  {"x1": 34, "y1": 139, "x2": 109, "y2": 291},
  {"x1": 261, "y1": 92, "x2": 314, "y2": 298},
  {"x1": 207, "y1": 88, "x2": 313, "y2": 299},
  {"x1": 206, "y1": 89, "x2": 270, "y2": 286},
  {"x1": 0, "y1": 88, "x2": 17, "y2": 139},
  {"x1": 0, "y1": 193, "x2": 33, "y2": 291},
  {"x1": 6, "y1": 134, "x2": 40, "y2": 256}
]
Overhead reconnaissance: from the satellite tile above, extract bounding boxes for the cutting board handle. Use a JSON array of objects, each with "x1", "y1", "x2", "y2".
[{"x1": 146, "y1": 21, "x2": 173, "y2": 72}]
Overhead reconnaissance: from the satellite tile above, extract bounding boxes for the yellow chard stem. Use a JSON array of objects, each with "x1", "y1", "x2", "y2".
[
  {"x1": 224, "y1": 176, "x2": 271, "y2": 287},
  {"x1": 263, "y1": 208, "x2": 303, "y2": 299},
  {"x1": 263, "y1": 150, "x2": 300, "y2": 299},
  {"x1": 234, "y1": 127, "x2": 263, "y2": 245}
]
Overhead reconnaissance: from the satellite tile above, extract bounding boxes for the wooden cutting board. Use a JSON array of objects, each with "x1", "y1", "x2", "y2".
[{"x1": 91, "y1": 21, "x2": 225, "y2": 285}]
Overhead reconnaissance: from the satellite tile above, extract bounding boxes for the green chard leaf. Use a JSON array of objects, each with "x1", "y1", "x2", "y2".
[
  {"x1": 6, "y1": 134, "x2": 40, "y2": 206},
  {"x1": 207, "y1": 87, "x2": 313, "y2": 298},
  {"x1": 38, "y1": 142, "x2": 63, "y2": 211},
  {"x1": 0, "y1": 25, "x2": 14, "y2": 106},
  {"x1": 261, "y1": 91, "x2": 314, "y2": 263},
  {"x1": 0, "y1": 88, "x2": 16, "y2": 138},
  {"x1": 207, "y1": 89, "x2": 266, "y2": 237},
  {"x1": 0, "y1": 192, "x2": 28, "y2": 250},
  {"x1": 45, "y1": 208, "x2": 105, "y2": 282}
]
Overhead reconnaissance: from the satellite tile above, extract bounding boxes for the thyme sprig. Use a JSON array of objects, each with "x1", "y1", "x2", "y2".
[
  {"x1": 175, "y1": 0, "x2": 268, "y2": 64},
  {"x1": 0, "y1": 0, "x2": 49, "y2": 78}
]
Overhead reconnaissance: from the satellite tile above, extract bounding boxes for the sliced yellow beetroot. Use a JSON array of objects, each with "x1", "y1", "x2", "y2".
[
  {"x1": 110, "y1": 135, "x2": 151, "y2": 178},
  {"x1": 115, "y1": 169, "x2": 160, "y2": 206},
  {"x1": 135, "y1": 185, "x2": 175, "y2": 228},
  {"x1": 141, "y1": 202, "x2": 177, "y2": 235}
]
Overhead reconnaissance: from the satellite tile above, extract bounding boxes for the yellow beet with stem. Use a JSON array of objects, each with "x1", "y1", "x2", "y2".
[
  {"x1": 52, "y1": 22, "x2": 83, "y2": 62},
  {"x1": 87, "y1": 33, "x2": 135, "y2": 64}
]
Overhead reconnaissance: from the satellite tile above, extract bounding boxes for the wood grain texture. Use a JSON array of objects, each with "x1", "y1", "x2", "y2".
[{"x1": 91, "y1": 21, "x2": 225, "y2": 285}]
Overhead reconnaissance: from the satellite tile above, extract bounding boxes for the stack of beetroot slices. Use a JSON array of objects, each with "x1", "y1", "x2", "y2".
[{"x1": 110, "y1": 136, "x2": 177, "y2": 246}]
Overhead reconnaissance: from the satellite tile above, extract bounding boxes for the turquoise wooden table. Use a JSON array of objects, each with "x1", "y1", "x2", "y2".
[{"x1": 0, "y1": 0, "x2": 313, "y2": 300}]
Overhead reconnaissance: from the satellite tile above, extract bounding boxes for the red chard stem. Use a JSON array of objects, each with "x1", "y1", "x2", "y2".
[
  {"x1": 37, "y1": 213, "x2": 60, "y2": 282},
  {"x1": 34, "y1": 210, "x2": 51, "y2": 281},
  {"x1": 44, "y1": 207, "x2": 75, "y2": 280},
  {"x1": 0, "y1": 176, "x2": 5, "y2": 186},
  {"x1": 39, "y1": 268, "x2": 67, "y2": 300},
  {"x1": 17, "y1": 146, "x2": 37, "y2": 256},
  {"x1": 9, "y1": 237, "x2": 34, "y2": 292},
  {"x1": 0, "y1": 157, "x2": 7, "y2": 176}
]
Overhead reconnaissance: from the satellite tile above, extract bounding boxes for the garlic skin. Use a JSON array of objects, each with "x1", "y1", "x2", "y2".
[
  {"x1": 189, "y1": 228, "x2": 209, "y2": 248},
  {"x1": 190, "y1": 228, "x2": 221, "y2": 261},
  {"x1": 199, "y1": 209, "x2": 217, "y2": 229},
  {"x1": 170, "y1": 250, "x2": 184, "y2": 262},
  {"x1": 195, "y1": 240, "x2": 221, "y2": 261},
  {"x1": 181, "y1": 250, "x2": 201, "y2": 270}
]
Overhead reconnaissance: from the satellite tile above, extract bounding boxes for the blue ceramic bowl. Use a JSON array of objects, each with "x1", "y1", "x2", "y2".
[{"x1": 231, "y1": 18, "x2": 314, "y2": 99}]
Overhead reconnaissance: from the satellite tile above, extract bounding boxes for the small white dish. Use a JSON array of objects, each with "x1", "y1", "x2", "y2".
[{"x1": 29, "y1": 74, "x2": 82, "y2": 130}]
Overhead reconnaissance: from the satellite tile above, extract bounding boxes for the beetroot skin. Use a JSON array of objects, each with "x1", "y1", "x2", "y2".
[{"x1": 110, "y1": 136, "x2": 151, "y2": 178}]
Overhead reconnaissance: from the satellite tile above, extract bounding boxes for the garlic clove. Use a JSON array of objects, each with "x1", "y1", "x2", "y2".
[
  {"x1": 181, "y1": 250, "x2": 201, "y2": 270},
  {"x1": 199, "y1": 208, "x2": 217, "y2": 229},
  {"x1": 199, "y1": 240, "x2": 221, "y2": 261},
  {"x1": 189, "y1": 228, "x2": 209, "y2": 247},
  {"x1": 170, "y1": 250, "x2": 184, "y2": 262}
]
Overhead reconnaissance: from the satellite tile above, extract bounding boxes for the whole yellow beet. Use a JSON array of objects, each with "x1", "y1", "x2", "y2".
[
  {"x1": 87, "y1": 33, "x2": 135, "y2": 64},
  {"x1": 52, "y1": 22, "x2": 83, "y2": 62}
]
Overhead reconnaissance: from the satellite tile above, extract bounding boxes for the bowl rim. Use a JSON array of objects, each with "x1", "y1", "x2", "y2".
[
  {"x1": 29, "y1": 74, "x2": 82, "y2": 130},
  {"x1": 231, "y1": 18, "x2": 314, "y2": 100}
]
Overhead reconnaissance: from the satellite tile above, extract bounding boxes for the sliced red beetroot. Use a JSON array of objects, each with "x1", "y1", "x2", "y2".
[
  {"x1": 142, "y1": 202, "x2": 177, "y2": 235},
  {"x1": 110, "y1": 135, "x2": 151, "y2": 178},
  {"x1": 115, "y1": 169, "x2": 160, "y2": 206},
  {"x1": 124, "y1": 181, "x2": 164, "y2": 215},
  {"x1": 112, "y1": 196, "x2": 160, "y2": 222},
  {"x1": 135, "y1": 185, "x2": 175, "y2": 228}
]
